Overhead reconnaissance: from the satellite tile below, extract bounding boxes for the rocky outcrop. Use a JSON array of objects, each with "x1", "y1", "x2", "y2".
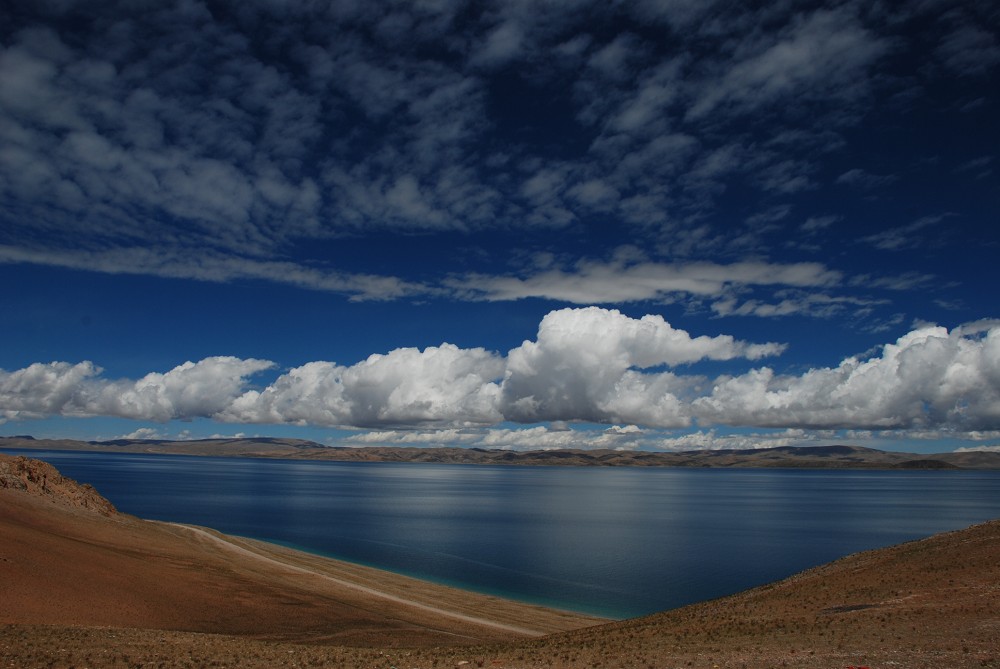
[{"x1": 0, "y1": 455, "x2": 116, "y2": 516}]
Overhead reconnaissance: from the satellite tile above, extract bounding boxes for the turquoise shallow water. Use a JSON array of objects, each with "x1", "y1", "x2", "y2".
[{"x1": 5, "y1": 448, "x2": 1000, "y2": 619}]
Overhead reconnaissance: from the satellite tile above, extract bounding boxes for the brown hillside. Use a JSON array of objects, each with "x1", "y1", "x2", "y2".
[
  {"x1": 0, "y1": 454, "x2": 116, "y2": 515},
  {"x1": 0, "y1": 453, "x2": 997, "y2": 668},
  {"x1": 0, "y1": 455, "x2": 600, "y2": 650}
]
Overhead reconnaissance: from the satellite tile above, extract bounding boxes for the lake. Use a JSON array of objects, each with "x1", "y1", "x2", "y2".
[{"x1": 4, "y1": 448, "x2": 1000, "y2": 619}]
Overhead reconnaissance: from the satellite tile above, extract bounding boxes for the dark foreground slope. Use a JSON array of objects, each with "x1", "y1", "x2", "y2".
[
  {"x1": 1, "y1": 454, "x2": 998, "y2": 668},
  {"x1": 492, "y1": 518, "x2": 1000, "y2": 669}
]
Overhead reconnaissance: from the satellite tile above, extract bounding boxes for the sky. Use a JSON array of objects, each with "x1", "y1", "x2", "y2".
[{"x1": 0, "y1": 0, "x2": 998, "y2": 453}]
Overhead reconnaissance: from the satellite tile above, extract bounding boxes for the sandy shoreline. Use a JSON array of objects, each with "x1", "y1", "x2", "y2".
[
  {"x1": 0, "y1": 485, "x2": 603, "y2": 649},
  {"x1": 162, "y1": 521, "x2": 603, "y2": 637},
  {"x1": 2, "y1": 453, "x2": 999, "y2": 668}
]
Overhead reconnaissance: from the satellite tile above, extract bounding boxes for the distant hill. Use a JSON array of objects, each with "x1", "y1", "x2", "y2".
[{"x1": 2, "y1": 435, "x2": 999, "y2": 469}]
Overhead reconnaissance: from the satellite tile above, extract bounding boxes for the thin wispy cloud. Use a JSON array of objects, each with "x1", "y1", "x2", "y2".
[
  {"x1": 0, "y1": 1, "x2": 983, "y2": 289},
  {"x1": 861, "y1": 215, "x2": 951, "y2": 252},
  {"x1": 0, "y1": 0, "x2": 996, "y2": 451},
  {"x1": 449, "y1": 259, "x2": 842, "y2": 306}
]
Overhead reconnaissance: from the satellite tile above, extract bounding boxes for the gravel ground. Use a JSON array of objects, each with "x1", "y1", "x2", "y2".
[{"x1": 2, "y1": 454, "x2": 998, "y2": 668}]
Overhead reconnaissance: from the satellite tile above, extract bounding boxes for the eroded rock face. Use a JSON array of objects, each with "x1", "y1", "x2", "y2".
[{"x1": 0, "y1": 455, "x2": 116, "y2": 516}]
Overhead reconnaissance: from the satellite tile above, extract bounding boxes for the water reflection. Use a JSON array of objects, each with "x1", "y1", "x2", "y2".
[{"x1": 3, "y1": 449, "x2": 999, "y2": 619}]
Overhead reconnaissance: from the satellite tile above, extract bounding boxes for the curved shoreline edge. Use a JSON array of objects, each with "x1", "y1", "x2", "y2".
[
  {"x1": 162, "y1": 522, "x2": 582, "y2": 637},
  {"x1": 2, "y1": 452, "x2": 999, "y2": 668}
]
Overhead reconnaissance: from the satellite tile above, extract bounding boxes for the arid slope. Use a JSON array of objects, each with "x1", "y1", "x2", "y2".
[
  {"x1": 1, "y1": 454, "x2": 998, "y2": 668},
  {"x1": 0, "y1": 455, "x2": 600, "y2": 648}
]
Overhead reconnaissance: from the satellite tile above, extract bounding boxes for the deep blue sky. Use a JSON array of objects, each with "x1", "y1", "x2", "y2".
[{"x1": 1, "y1": 0, "x2": 997, "y2": 453}]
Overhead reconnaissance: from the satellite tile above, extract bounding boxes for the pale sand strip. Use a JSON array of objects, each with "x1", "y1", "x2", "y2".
[{"x1": 165, "y1": 522, "x2": 604, "y2": 637}]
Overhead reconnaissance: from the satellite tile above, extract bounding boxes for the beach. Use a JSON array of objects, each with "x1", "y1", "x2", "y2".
[{"x1": 2, "y1": 453, "x2": 998, "y2": 668}]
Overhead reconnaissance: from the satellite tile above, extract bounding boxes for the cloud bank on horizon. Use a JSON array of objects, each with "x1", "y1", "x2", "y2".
[
  {"x1": 3, "y1": 308, "x2": 999, "y2": 451},
  {"x1": 0, "y1": 0, "x2": 997, "y2": 451}
]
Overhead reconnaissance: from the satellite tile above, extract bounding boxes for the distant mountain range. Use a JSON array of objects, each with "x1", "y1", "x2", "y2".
[{"x1": 3, "y1": 436, "x2": 999, "y2": 469}]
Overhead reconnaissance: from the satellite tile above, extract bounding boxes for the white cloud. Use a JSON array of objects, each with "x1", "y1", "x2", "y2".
[
  {"x1": 800, "y1": 215, "x2": 838, "y2": 234},
  {"x1": 936, "y1": 20, "x2": 1000, "y2": 76},
  {"x1": 587, "y1": 33, "x2": 642, "y2": 82},
  {"x1": 0, "y1": 308, "x2": 781, "y2": 430},
  {"x1": 116, "y1": 427, "x2": 166, "y2": 440},
  {"x1": 339, "y1": 424, "x2": 827, "y2": 452},
  {"x1": 0, "y1": 245, "x2": 432, "y2": 302},
  {"x1": 0, "y1": 19, "x2": 325, "y2": 262},
  {"x1": 857, "y1": 271, "x2": 936, "y2": 292},
  {"x1": 471, "y1": 20, "x2": 526, "y2": 68},
  {"x1": 568, "y1": 178, "x2": 620, "y2": 209},
  {"x1": 607, "y1": 63, "x2": 681, "y2": 134},
  {"x1": 97, "y1": 358, "x2": 277, "y2": 422},
  {"x1": 694, "y1": 324, "x2": 1000, "y2": 431},
  {"x1": 344, "y1": 424, "x2": 650, "y2": 451},
  {"x1": 0, "y1": 361, "x2": 102, "y2": 421},
  {"x1": 711, "y1": 291, "x2": 886, "y2": 319},
  {"x1": 835, "y1": 167, "x2": 897, "y2": 190},
  {"x1": 450, "y1": 258, "x2": 841, "y2": 304},
  {"x1": 860, "y1": 215, "x2": 949, "y2": 252},
  {"x1": 0, "y1": 357, "x2": 274, "y2": 423},
  {"x1": 0, "y1": 241, "x2": 879, "y2": 316},
  {"x1": 499, "y1": 307, "x2": 785, "y2": 427},
  {"x1": 3, "y1": 314, "x2": 1000, "y2": 438},
  {"x1": 638, "y1": 427, "x2": 839, "y2": 451},
  {"x1": 345, "y1": 428, "x2": 481, "y2": 447},
  {"x1": 686, "y1": 8, "x2": 888, "y2": 119},
  {"x1": 223, "y1": 344, "x2": 505, "y2": 429},
  {"x1": 0, "y1": 0, "x2": 981, "y2": 332}
]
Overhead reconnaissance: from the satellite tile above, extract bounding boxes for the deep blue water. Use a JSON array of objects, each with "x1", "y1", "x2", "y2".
[{"x1": 5, "y1": 448, "x2": 1000, "y2": 619}]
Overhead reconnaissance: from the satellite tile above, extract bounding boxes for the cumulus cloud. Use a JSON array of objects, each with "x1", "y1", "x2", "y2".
[
  {"x1": 220, "y1": 308, "x2": 783, "y2": 430},
  {"x1": 222, "y1": 345, "x2": 505, "y2": 429},
  {"x1": 96, "y1": 358, "x2": 277, "y2": 422},
  {"x1": 3, "y1": 312, "x2": 1000, "y2": 439},
  {"x1": 0, "y1": 357, "x2": 274, "y2": 423},
  {"x1": 694, "y1": 324, "x2": 1000, "y2": 431},
  {"x1": 500, "y1": 307, "x2": 785, "y2": 427},
  {"x1": 0, "y1": 361, "x2": 103, "y2": 421}
]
